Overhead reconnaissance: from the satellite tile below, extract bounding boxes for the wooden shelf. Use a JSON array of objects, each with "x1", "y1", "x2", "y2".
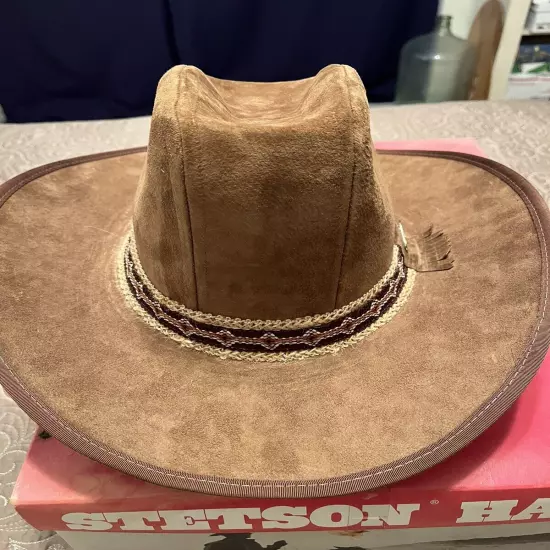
[{"x1": 523, "y1": 29, "x2": 550, "y2": 36}]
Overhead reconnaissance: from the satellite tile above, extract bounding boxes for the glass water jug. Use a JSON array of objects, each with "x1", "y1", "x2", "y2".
[{"x1": 395, "y1": 15, "x2": 476, "y2": 103}]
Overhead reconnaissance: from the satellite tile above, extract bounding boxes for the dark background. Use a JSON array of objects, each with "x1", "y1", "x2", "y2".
[{"x1": 0, "y1": 0, "x2": 438, "y2": 122}]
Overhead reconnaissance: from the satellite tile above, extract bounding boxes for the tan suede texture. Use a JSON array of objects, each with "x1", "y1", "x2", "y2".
[
  {"x1": 133, "y1": 65, "x2": 395, "y2": 318},
  {"x1": 0, "y1": 151, "x2": 541, "y2": 483}
]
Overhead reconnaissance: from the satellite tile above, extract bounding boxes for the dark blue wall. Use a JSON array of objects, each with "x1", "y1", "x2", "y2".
[{"x1": 0, "y1": 0, "x2": 437, "y2": 122}]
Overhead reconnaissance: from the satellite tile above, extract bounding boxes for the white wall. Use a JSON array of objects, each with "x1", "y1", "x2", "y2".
[
  {"x1": 438, "y1": 0, "x2": 490, "y2": 39},
  {"x1": 437, "y1": 0, "x2": 529, "y2": 99},
  {"x1": 438, "y1": 0, "x2": 512, "y2": 38}
]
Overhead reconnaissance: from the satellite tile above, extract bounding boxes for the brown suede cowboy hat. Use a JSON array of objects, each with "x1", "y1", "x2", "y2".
[{"x1": 1, "y1": 65, "x2": 549, "y2": 498}]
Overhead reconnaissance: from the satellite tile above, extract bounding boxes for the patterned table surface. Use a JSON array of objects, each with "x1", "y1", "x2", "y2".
[{"x1": 0, "y1": 100, "x2": 549, "y2": 549}]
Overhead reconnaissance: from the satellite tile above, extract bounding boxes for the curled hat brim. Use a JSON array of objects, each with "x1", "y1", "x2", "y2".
[{"x1": 0, "y1": 148, "x2": 548, "y2": 498}]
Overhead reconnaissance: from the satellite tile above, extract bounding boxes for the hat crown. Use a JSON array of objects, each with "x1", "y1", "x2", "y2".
[{"x1": 133, "y1": 65, "x2": 395, "y2": 320}]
